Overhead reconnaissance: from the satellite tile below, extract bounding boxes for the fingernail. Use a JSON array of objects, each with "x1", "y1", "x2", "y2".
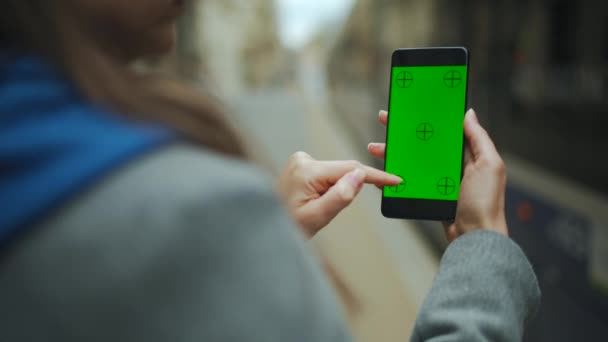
[
  {"x1": 346, "y1": 168, "x2": 366, "y2": 188},
  {"x1": 466, "y1": 108, "x2": 479, "y2": 122},
  {"x1": 389, "y1": 175, "x2": 403, "y2": 184},
  {"x1": 379, "y1": 110, "x2": 388, "y2": 117}
]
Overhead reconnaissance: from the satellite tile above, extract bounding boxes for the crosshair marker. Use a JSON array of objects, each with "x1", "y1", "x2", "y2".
[
  {"x1": 443, "y1": 70, "x2": 462, "y2": 88},
  {"x1": 396, "y1": 71, "x2": 414, "y2": 88},
  {"x1": 388, "y1": 175, "x2": 406, "y2": 193},
  {"x1": 437, "y1": 177, "x2": 456, "y2": 196},
  {"x1": 416, "y1": 123, "x2": 434, "y2": 141}
]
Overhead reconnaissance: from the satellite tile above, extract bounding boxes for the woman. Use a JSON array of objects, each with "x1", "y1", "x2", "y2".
[{"x1": 0, "y1": 1, "x2": 540, "y2": 341}]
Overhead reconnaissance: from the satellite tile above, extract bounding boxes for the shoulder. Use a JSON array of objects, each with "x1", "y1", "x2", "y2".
[
  {"x1": 1, "y1": 144, "x2": 286, "y2": 280},
  {"x1": 93, "y1": 144, "x2": 275, "y2": 207},
  {"x1": 0, "y1": 145, "x2": 350, "y2": 341},
  {"x1": 2, "y1": 143, "x2": 282, "y2": 262},
  {"x1": 41, "y1": 144, "x2": 286, "y2": 256}
]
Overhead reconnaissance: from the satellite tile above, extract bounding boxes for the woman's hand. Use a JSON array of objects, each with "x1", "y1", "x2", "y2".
[
  {"x1": 368, "y1": 109, "x2": 508, "y2": 243},
  {"x1": 278, "y1": 151, "x2": 402, "y2": 237}
]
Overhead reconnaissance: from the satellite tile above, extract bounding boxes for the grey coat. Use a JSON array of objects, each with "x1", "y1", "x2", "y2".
[{"x1": 0, "y1": 145, "x2": 540, "y2": 341}]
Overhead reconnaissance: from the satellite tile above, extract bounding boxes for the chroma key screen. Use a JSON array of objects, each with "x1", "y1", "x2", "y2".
[{"x1": 384, "y1": 65, "x2": 468, "y2": 201}]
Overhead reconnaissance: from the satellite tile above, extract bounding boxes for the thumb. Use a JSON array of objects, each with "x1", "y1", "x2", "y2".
[
  {"x1": 300, "y1": 168, "x2": 365, "y2": 231},
  {"x1": 464, "y1": 109, "x2": 497, "y2": 160}
]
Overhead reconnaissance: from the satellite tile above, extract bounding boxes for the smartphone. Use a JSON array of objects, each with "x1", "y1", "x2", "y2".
[{"x1": 382, "y1": 47, "x2": 469, "y2": 221}]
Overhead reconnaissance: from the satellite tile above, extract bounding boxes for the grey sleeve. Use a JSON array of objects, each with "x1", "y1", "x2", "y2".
[{"x1": 410, "y1": 230, "x2": 541, "y2": 342}]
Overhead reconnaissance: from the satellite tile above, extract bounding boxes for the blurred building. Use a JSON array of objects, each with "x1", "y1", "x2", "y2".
[
  {"x1": 328, "y1": 0, "x2": 608, "y2": 193},
  {"x1": 328, "y1": 0, "x2": 608, "y2": 340},
  {"x1": 173, "y1": 0, "x2": 291, "y2": 97},
  {"x1": 433, "y1": 0, "x2": 608, "y2": 195},
  {"x1": 327, "y1": 0, "x2": 436, "y2": 145}
]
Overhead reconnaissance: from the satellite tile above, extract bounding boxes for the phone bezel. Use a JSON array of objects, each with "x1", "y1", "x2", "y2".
[{"x1": 382, "y1": 47, "x2": 469, "y2": 221}]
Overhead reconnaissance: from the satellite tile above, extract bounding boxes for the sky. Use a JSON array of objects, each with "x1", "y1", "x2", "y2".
[{"x1": 275, "y1": 0, "x2": 355, "y2": 49}]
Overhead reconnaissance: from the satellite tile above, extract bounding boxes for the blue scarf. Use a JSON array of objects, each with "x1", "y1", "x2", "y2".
[{"x1": 0, "y1": 55, "x2": 172, "y2": 246}]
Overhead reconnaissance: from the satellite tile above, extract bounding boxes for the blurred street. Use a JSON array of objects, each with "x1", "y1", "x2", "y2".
[
  {"x1": 2, "y1": 0, "x2": 608, "y2": 340},
  {"x1": 168, "y1": 0, "x2": 608, "y2": 340}
]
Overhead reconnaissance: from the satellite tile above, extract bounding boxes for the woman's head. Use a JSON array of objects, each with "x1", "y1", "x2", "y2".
[
  {"x1": 1, "y1": 0, "x2": 245, "y2": 157},
  {"x1": 2, "y1": 0, "x2": 184, "y2": 61}
]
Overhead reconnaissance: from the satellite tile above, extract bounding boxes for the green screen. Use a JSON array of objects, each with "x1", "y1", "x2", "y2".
[{"x1": 384, "y1": 65, "x2": 467, "y2": 201}]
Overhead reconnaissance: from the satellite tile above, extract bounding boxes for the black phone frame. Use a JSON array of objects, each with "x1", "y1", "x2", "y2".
[{"x1": 382, "y1": 47, "x2": 470, "y2": 221}]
